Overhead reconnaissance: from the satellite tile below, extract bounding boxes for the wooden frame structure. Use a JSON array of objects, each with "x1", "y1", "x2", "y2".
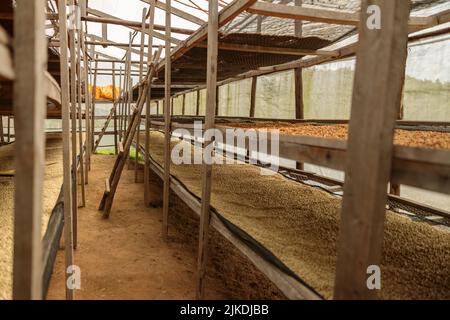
[{"x1": 3, "y1": 0, "x2": 449, "y2": 301}]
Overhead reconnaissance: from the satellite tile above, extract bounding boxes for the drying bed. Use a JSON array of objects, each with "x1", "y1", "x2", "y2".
[
  {"x1": 145, "y1": 131, "x2": 450, "y2": 300},
  {"x1": 227, "y1": 123, "x2": 450, "y2": 150},
  {"x1": 0, "y1": 134, "x2": 63, "y2": 299}
]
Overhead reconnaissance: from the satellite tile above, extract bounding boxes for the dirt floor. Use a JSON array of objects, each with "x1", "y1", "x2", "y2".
[
  {"x1": 46, "y1": 154, "x2": 230, "y2": 300},
  {"x1": 228, "y1": 123, "x2": 450, "y2": 149},
  {"x1": 0, "y1": 135, "x2": 63, "y2": 300}
]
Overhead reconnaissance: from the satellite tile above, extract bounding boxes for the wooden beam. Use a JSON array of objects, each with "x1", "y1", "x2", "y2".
[
  {"x1": 247, "y1": 1, "x2": 430, "y2": 29},
  {"x1": 82, "y1": 15, "x2": 195, "y2": 35},
  {"x1": 247, "y1": 2, "x2": 360, "y2": 26},
  {"x1": 146, "y1": 156, "x2": 321, "y2": 300},
  {"x1": 136, "y1": 8, "x2": 147, "y2": 183},
  {"x1": 157, "y1": 0, "x2": 258, "y2": 69},
  {"x1": 57, "y1": 0, "x2": 74, "y2": 300},
  {"x1": 145, "y1": 0, "x2": 156, "y2": 206},
  {"x1": 141, "y1": 0, "x2": 206, "y2": 25},
  {"x1": 197, "y1": 0, "x2": 219, "y2": 300},
  {"x1": 81, "y1": 23, "x2": 92, "y2": 177},
  {"x1": 162, "y1": 0, "x2": 173, "y2": 241},
  {"x1": 334, "y1": 0, "x2": 411, "y2": 300},
  {"x1": 87, "y1": 34, "x2": 150, "y2": 58},
  {"x1": 13, "y1": 0, "x2": 46, "y2": 300},
  {"x1": 85, "y1": 40, "x2": 170, "y2": 49},
  {"x1": 112, "y1": 64, "x2": 118, "y2": 155},
  {"x1": 195, "y1": 42, "x2": 339, "y2": 56},
  {"x1": 249, "y1": 76, "x2": 257, "y2": 117}
]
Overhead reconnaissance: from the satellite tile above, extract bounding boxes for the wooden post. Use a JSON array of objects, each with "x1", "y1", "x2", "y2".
[
  {"x1": 13, "y1": 0, "x2": 46, "y2": 300},
  {"x1": 99, "y1": 50, "x2": 162, "y2": 217},
  {"x1": 118, "y1": 67, "x2": 123, "y2": 141},
  {"x1": 57, "y1": 0, "x2": 74, "y2": 300},
  {"x1": 197, "y1": 0, "x2": 219, "y2": 300},
  {"x1": 68, "y1": 2, "x2": 79, "y2": 249},
  {"x1": 162, "y1": 0, "x2": 172, "y2": 241},
  {"x1": 112, "y1": 63, "x2": 118, "y2": 155},
  {"x1": 181, "y1": 94, "x2": 186, "y2": 115},
  {"x1": 81, "y1": 18, "x2": 91, "y2": 179},
  {"x1": 135, "y1": 8, "x2": 147, "y2": 183},
  {"x1": 144, "y1": 0, "x2": 156, "y2": 205},
  {"x1": 0, "y1": 116, "x2": 4, "y2": 144},
  {"x1": 91, "y1": 57, "x2": 98, "y2": 152},
  {"x1": 77, "y1": 31, "x2": 86, "y2": 206},
  {"x1": 249, "y1": 76, "x2": 257, "y2": 117},
  {"x1": 294, "y1": 0, "x2": 304, "y2": 170},
  {"x1": 334, "y1": 0, "x2": 411, "y2": 300}
]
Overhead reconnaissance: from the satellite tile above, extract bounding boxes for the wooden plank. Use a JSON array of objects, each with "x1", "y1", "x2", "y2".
[
  {"x1": 196, "y1": 42, "x2": 339, "y2": 56},
  {"x1": 247, "y1": 1, "x2": 429, "y2": 29},
  {"x1": 45, "y1": 71, "x2": 62, "y2": 106},
  {"x1": 146, "y1": 156, "x2": 321, "y2": 300},
  {"x1": 197, "y1": 0, "x2": 219, "y2": 300},
  {"x1": 162, "y1": 0, "x2": 173, "y2": 241},
  {"x1": 87, "y1": 8, "x2": 181, "y2": 45},
  {"x1": 145, "y1": 0, "x2": 156, "y2": 206},
  {"x1": 105, "y1": 178, "x2": 111, "y2": 194},
  {"x1": 136, "y1": 8, "x2": 147, "y2": 183},
  {"x1": 196, "y1": 90, "x2": 201, "y2": 116},
  {"x1": 334, "y1": 0, "x2": 411, "y2": 300},
  {"x1": 77, "y1": 29, "x2": 86, "y2": 207},
  {"x1": 157, "y1": 0, "x2": 258, "y2": 70},
  {"x1": 57, "y1": 0, "x2": 75, "y2": 300},
  {"x1": 87, "y1": 33, "x2": 151, "y2": 58},
  {"x1": 69, "y1": 2, "x2": 79, "y2": 250},
  {"x1": 81, "y1": 20, "x2": 91, "y2": 179},
  {"x1": 141, "y1": 0, "x2": 205, "y2": 25},
  {"x1": 82, "y1": 15, "x2": 194, "y2": 35},
  {"x1": 13, "y1": 0, "x2": 46, "y2": 300}
]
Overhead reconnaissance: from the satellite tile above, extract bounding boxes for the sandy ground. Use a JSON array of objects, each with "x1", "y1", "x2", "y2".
[
  {"x1": 229, "y1": 123, "x2": 450, "y2": 149},
  {"x1": 0, "y1": 135, "x2": 63, "y2": 300},
  {"x1": 144, "y1": 132, "x2": 450, "y2": 300},
  {"x1": 46, "y1": 154, "x2": 229, "y2": 300}
]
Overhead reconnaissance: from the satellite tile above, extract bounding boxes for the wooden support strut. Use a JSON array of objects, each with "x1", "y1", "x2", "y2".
[
  {"x1": 162, "y1": 0, "x2": 172, "y2": 241},
  {"x1": 77, "y1": 29, "x2": 86, "y2": 207},
  {"x1": 68, "y1": 1, "x2": 79, "y2": 250},
  {"x1": 98, "y1": 49, "x2": 162, "y2": 218},
  {"x1": 112, "y1": 63, "x2": 118, "y2": 155},
  {"x1": 333, "y1": 0, "x2": 411, "y2": 300},
  {"x1": 197, "y1": 0, "x2": 219, "y2": 300},
  {"x1": 144, "y1": 0, "x2": 156, "y2": 206}
]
